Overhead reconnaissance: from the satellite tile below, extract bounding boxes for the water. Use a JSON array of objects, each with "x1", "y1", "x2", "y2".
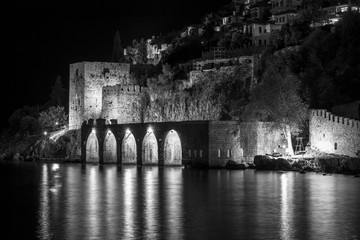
[{"x1": 1, "y1": 162, "x2": 359, "y2": 240}]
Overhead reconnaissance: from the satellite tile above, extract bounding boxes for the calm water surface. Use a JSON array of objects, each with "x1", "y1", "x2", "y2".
[{"x1": 1, "y1": 162, "x2": 359, "y2": 240}]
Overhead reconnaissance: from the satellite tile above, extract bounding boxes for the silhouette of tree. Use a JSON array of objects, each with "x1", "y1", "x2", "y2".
[
  {"x1": 112, "y1": 30, "x2": 124, "y2": 62},
  {"x1": 49, "y1": 76, "x2": 67, "y2": 108}
]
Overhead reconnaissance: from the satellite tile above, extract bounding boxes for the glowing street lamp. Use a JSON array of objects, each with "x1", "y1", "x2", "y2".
[{"x1": 44, "y1": 131, "x2": 48, "y2": 136}]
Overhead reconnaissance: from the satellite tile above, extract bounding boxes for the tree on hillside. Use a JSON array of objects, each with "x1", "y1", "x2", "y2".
[
  {"x1": 163, "y1": 36, "x2": 202, "y2": 65},
  {"x1": 125, "y1": 39, "x2": 148, "y2": 64},
  {"x1": 8, "y1": 105, "x2": 40, "y2": 135},
  {"x1": 49, "y1": 76, "x2": 67, "y2": 108},
  {"x1": 242, "y1": 55, "x2": 309, "y2": 155},
  {"x1": 112, "y1": 30, "x2": 124, "y2": 62},
  {"x1": 300, "y1": 12, "x2": 360, "y2": 109},
  {"x1": 38, "y1": 106, "x2": 68, "y2": 132}
]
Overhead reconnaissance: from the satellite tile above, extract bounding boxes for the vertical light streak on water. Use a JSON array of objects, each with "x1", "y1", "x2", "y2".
[
  {"x1": 280, "y1": 173, "x2": 291, "y2": 240},
  {"x1": 165, "y1": 168, "x2": 183, "y2": 239},
  {"x1": 87, "y1": 166, "x2": 100, "y2": 238},
  {"x1": 51, "y1": 164, "x2": 60, "y2": 224},
  {"x1": 65, "y1": 166, "x2": 78, "y2": 240},
  {"x1": 144, "y1": 167, "x2": 159, "y2": 239},
  {"x1": 123, "y1": 167, "x2": 136, "y2": 239},
  {"x1": 308, "y1": 175, "x2": 337, "y2": 239},
  {"x1": 104, "y1": 166, "x2": 116, "y2": 238},
  {"x1": 37, "y1": 164, "x2": 50, "y2": 240}
]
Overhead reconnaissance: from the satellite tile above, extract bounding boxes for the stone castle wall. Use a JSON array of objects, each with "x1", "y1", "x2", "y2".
[
  {"x1": 102, "y1": 84, "x2": 147, "y2": 124},
  {"x1": 208, "y1": 121, "x2": 241, "y2": 167},
  {"x1": 69, "y1": 62, "x2": 132, "y2": 129},
  {"x1": 310, "y1": 109, "x2": 360, "y2": 157},
  {"x1": 69, "y1": 63, "x2": 85, "y2": 130},
  {"x1": 208, "y1": 121, "x2": 288, "y2": 167},
  {"x1": 239, "y1": 122, "x2": 288, "y2": 163}
]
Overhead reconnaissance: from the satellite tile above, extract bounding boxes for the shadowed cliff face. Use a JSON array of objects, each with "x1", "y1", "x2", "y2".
[{"x1": 144, "y1": 64, "x2": 253, "y2": 122}]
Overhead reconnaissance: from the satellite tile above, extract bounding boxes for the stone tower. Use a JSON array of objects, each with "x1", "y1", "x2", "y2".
[{"x1": 69, "y1": 62, "x2": 131, "y2": 130}]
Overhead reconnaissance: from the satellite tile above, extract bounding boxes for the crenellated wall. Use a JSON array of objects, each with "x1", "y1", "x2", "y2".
[
  {"x1": 102, "y1": 84, "x2": 147, "y2": 124},
  {"x1": 69, "y1": 62, "x2": 132, "y2": 129},
  {"x1": 310, "y1": 109, "x2": 360, "y2": 157}
]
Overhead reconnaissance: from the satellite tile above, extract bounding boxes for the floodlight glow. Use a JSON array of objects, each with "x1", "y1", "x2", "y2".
[
  {"x1": 148, "y1": 127, "x2": 153, "y2": 133},
  {"x1": 92, "y1": 129, "x2": 96, "y2": 134},
  {"x1": 51, "y1": 163, "x2": 60, "y2": 171}
]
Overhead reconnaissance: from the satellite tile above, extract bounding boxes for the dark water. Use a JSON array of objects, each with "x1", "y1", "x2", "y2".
[{"x1": 1, "y1": 162, "x2": 360, "y2": 240}]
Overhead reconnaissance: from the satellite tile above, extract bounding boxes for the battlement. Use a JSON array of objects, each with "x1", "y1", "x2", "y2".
[
  {"x1": 103, "y1": 84, "x2": 147, "y2": 95},
  {"x1": 311, "y1": 109, "x2": 360, "y2": 129}
]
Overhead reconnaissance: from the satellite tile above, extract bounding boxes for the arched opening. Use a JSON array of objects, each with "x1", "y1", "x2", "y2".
[
  {"x1": 164, "y1": 130, "x2": 182, "y2": 165},
  {"x1": 86, "y1": 131, "x2": 99, "y2": 163},
  {"x1": 103, "y1": 130, "x2": 117, "y2": 163},
  {"x1": 142, "y1": 131, "x2": 158, "y2": 165},
  {"x1": 122, "y1": 131, "x2": 137, "y2": 164}
]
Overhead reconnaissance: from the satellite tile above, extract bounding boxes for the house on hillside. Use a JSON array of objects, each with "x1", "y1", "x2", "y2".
[{"x1": 270, "y1": 0, "x2": 302, "y2": 25}]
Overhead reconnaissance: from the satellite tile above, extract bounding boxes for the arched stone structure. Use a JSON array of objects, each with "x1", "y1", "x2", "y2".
[
  {"x1": 122, "y1": 131, "x2": 137, "y2": 164},
  {"x1": 164, "y1": 130, "x2": 182, "y2": 165},
  {"x1": 103, "y1": 130, "x2": 117, "y2": 163},
  {"x1": 86, "y1": 131, "x2": 99, "y2": 162},
  {"x1": 142, "y1": 132, "x2": 158, "y2": 165}
]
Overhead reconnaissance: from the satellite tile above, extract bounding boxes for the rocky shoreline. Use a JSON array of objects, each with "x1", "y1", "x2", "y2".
[{"x1": 252, "y1": 154, "x2": 360, "y2": 175}]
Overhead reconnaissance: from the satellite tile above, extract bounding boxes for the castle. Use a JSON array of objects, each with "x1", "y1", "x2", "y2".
[
  {"x1": 69, "y1": 62, "x2": 147, "y2": 130},
  {"x1": 71, "y1": 60, "x2": 294, "y2": 166}
]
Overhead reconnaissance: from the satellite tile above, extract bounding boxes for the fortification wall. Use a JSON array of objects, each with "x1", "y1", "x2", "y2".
[
  {"x1": 69, "y1": 62, "x2": 131, "y2": 129},
  {"x1": 83, "y1": 62, "x2": 130, "y2": 122},
  {"x1": 69, "y1": 63, "x2": 85, "y2": 130},
  {"x1": 310, "y1": 109, "x2": 360, "y2": 157},
  {"x1": 102, "y1": 84, "x2": 147, "y2": 124},
  {"x1": 208, "y1": 121, "x2": 241, "y2": 167},
  {"x1": 239, "y1": 122, "x2": 287, "y2": 162}
]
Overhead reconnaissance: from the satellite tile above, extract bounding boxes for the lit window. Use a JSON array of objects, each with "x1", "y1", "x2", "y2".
[
  {"x1": 218, "y1": 149, "x2": 221, "y2": 157},
  {"x1": 227, "y1": 149, "x2": 232, "y2": 158}
]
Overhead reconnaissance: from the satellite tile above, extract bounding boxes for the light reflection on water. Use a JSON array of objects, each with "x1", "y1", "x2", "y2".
[{"x1": 8, "y1": 163, "x2": 359, "y2": 239}]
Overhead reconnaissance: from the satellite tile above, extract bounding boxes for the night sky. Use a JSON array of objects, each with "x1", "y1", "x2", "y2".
[{"x1": 3, "y1": 0, "x2": 230, "y2": 130}]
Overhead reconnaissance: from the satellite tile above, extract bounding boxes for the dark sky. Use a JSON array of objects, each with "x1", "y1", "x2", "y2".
[{"x1": 3, "y1": 0, "x2": 230, "y2": 130}]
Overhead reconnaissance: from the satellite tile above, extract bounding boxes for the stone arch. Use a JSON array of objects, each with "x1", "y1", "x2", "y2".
[
  {"x1": 142, "y1": 132, "x2": 158, "y2": 165},
  {"x1": 122, "y1": 131, "x2": 137, "y2": 164},
  {"x1": 164, "y1": 130, "x2": 182, "y2": 165},
  {"x1": 103, "y1": 130, "x2": 117, "y2": 163},
  {"x1": 86, "y1": 131, "x2": 99, "y2": 163}
]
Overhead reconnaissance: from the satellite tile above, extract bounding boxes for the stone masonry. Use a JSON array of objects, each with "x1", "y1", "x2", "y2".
[
  {"x1": 310, "y1": 109, "x2": 360, "y2": 157},
  {"x1": 69, "y1": 62, "x2": 134, "y2": 130}
]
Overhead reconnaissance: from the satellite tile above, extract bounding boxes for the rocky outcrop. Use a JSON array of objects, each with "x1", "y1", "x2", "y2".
[
  {"x1": 0, "y1": 129, "x2": 81, "y2": 162},
  {"x1": 253, "y1": 155, "x2": 291, "y2": 170},
  {"x1": 315, "y1": 157, "x2": 360, "y2": 174},
  {"x1": 224, "y1": 160, "x2": 247, "y2": 170}
]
